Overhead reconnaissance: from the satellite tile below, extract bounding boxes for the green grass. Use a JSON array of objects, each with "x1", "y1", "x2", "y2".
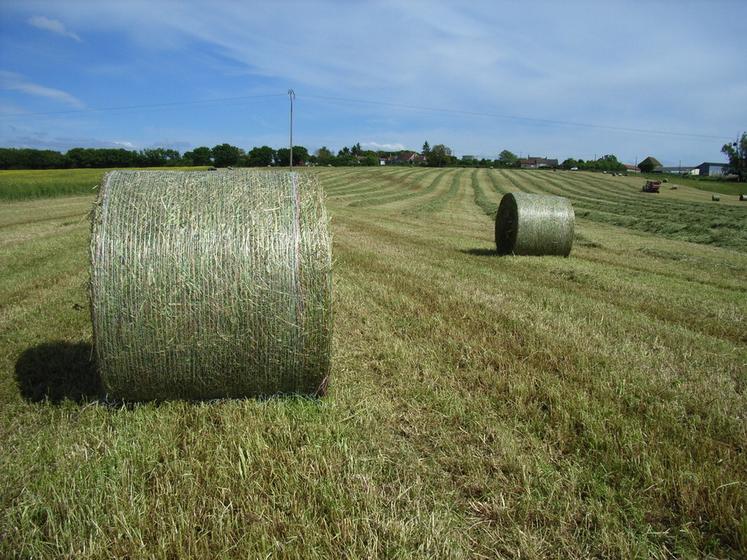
[
  {"x1": 641, "y1": 172, "x2": 745, "y2": 196},
  {"x1": 494, "y1": 170, "x2": 747, "y2": 251},
  {"x1": 0, "y1": 167, "x2": 210, "y2": 200},
  {"x1": 1, "y1": 168, "x2": 746, "y2": 558}
]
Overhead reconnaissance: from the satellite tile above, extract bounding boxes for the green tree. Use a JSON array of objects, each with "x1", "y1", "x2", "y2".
[
  {"x1": 335, "y1": 146, "x2": 354, "y2": 166},
  {"x1": 275, "y1": 148, "x2": 290, "y2": 166},
  {"x1": 428, "y1": 144, "x2": 452, "y2": 167},
  {"x1": 138, "y1": 148, "x2": 174, "y2": 167},
  {"x1": 211, "y1": 144, "x2": 242, "y2": 167},
  {"x1": 247, "y1": 146, "x2": 275, "y2": 166},
  {"x1": 498, "y1": 150, "x2": 518, "y2": 168},
  {"x1": 722, "y1": 132, "x2": 747, "y2": 182},
  {"x1": 184, "y1": 146, "x2": 212, "y2": 166},
  {"x1": 292, "y1": 146, "x2": 309, "y2": 165},
  {"x1": 0, "y1": 148, "x2": 68, "y2": 169},
  {"x1": 315, "y1": 146, "x2": 334, "y2": 165},
  {"x1": 351, "y1": 142, "x2": 362, "y2": 156},
  {"x1": 276, "y1": 146, "x2": 309, "y2": 166},
  {"x1": 561, "y1": 158, "x2": 578, "y2": 170}
]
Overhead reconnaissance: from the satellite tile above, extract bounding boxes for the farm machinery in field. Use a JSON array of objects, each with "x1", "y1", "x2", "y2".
[{"x1": 642, "y1": 180, "x2": 661, "y2": 193}]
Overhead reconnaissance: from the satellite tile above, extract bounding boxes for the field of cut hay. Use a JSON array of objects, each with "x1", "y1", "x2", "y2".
[{"x1": 1, "y1": 167, "x2": 745, "y2": 558}]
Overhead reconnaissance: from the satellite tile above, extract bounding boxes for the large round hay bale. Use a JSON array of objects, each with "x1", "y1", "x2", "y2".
[
  {"x1": 494, "y1": 192, "x2": 575, "y2": 256},
  {"x1": 90, "y1": 170, "x2": 332, "y2": 401}
]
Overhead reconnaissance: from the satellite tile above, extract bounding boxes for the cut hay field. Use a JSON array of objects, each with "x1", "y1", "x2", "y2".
[
  {"x1": 0, "y1": 167, "x2": 210, "y2": 200},
  {"x1": 1, "y1": 167, "x2": 745, "y2": 559}
]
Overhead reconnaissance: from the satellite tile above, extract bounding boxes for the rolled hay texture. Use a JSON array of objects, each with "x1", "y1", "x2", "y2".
[
  {"x1": 494, "y1": 192, "x2": 575, "y2": 256},
  {"x1": 90, "y1": 170, "x2": 332, "y2": 401}
]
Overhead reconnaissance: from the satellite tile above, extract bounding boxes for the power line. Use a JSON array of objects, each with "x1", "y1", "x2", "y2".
[
  {"x1": 300, "y1": 93, "x2": 733, "y2": 141},
  {"x1": 0, "y1": 88, "x2": 734, "y2": 143},
  {"x1": 0, "y1": 93, "x2": 287, "y2": 119}
]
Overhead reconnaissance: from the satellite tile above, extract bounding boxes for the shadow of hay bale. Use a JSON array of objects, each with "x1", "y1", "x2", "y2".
[
  {"x1": 460, "y1": 248, "x2": 498, "y2": 256},
  {"x1": 15, "y1": 341, "x2": 102, "y2": 403}
]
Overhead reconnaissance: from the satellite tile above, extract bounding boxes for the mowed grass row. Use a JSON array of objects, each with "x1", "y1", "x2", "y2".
[
  {"x1": 493, "y1": 170, "x2": 747, "y2": 250},
  {"x1": 311, "y1": 167, "x2": 747, "y2": 253},
  {"x1": 0, "y1": 167, "x2": 746, "y2": 558}
]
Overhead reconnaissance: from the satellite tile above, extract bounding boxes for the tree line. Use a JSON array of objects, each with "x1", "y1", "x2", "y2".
[
  {"x1": 0, "y1": 141, "x2": 628, "y2": 172},
  {"x1": 0, "y1": 144, "x2": 301, "y2": 170},
  {"x1": 559, "y1": 154, "x2": 626, "y2": 172}
]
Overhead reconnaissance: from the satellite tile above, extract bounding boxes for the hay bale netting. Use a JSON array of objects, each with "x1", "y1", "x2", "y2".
[
  {"x1": 90, "y1": 170, "x2": 332, "y2": 401},
  {"x1": 494, "y1": 192, "x2": 575, "y2": 256}
]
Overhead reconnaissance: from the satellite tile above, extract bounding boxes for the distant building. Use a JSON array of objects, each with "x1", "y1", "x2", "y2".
[
  {"x1": 624, "y1": 164, "x2": 640, "y2": 173},
  {"x1": 383, "y1": 151, "x2": 427, "y2": 165},
  {"x1": 461, "y1": 155, "x2": 477, "y2": 162},
  {"x1": 396, "y1": 151, "x2": 420, "y2": 164},
  {"x1": 638, "y1": 156, "x2": 662, "y2": 173},
  {"x1": 519, "y1": 156, "x2": 558, "y2": 169},
  {"x1": 654, "y1": 166, "x2": 695, "y2": 174},
  {"x1": 696, "y1": 162, "x2": 727, "y2": 177}
]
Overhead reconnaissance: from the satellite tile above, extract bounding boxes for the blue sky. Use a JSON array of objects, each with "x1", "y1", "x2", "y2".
[{"x1": 0, "y1": 0, "x2": 745, "y2": 165}]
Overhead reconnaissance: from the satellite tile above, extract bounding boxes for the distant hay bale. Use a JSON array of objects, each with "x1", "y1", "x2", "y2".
[
  {"x1": 740, "y1": 194, "x2": 747, "y2": 201},
  {"x1": 494, "y1": 192, "x2": 575, "y2": 256},
  {"x1": 90, "y1": 170, "x2": 332, "y2": 401},
  {"x1": 712, "y1": 194, "x2": 720, "y2": 201}
]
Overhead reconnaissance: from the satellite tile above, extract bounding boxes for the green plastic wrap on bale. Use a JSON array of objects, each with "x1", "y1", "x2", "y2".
[
  {"x1": 495, "y1": 192, "x2": 575, "y2": 256},
  {"x1": 90, "y1": 169, "x2": 332, "y2": 401}
]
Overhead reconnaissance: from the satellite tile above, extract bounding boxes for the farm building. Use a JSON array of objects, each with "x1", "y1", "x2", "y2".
[
  {"x1": 397, "y1": 151, "x2": 426, "y2": 164},
  {"x1": 654, "y1": 166, "x2": 696, "y2": 174},
  {"x1": 380, "y1": 151, "x2": 426, "y2": 165},
  {"x1": 638, "y1": 156, "x2": 661, "y2": 173},
  {"x1": 624, "y1": 164, "x2": 641, "y2": 173},
  {"x1": 695, "y1": 162, "x2": 727, "y2": 176},
  {"x1": 519, "y1": 156, "x2": 559, "y2": 169}
]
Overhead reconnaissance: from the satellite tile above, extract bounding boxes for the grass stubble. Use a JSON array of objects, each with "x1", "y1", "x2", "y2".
[{"x1": 0, "y1": 167, "x2": 745, "y2": 558}]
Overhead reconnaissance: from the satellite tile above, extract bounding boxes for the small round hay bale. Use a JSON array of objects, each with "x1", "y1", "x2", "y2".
[
  {"x1": 90, "y1": 170, "x2": 332, "y2": 401},
  {"x1": 494, "y1": 192, "x2": 574, "y2": 256},
  {"x1": 712, "y1": 194, "x2": 720, "y2": 201}
]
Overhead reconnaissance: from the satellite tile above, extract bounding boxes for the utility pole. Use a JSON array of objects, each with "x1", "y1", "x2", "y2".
[{"x1": 288, "y1": 89, "x2": 295, "y2": 170}]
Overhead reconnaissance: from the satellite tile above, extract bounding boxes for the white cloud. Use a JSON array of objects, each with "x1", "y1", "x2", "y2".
[
  {"x1": 0, "y1": 132, "x2": 135, "y2": 151},
  {"x1": 28, "y1": 15, "x2": 81, "y2": 42},
  {"x1": 362, "y1": 141, "x2": 407, "y2": 151},
  {"x1": 0, "y1": 71, "x2": 84, "y2": 108}
]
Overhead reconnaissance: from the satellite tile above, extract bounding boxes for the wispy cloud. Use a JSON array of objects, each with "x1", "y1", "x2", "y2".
[
  {"x1": 0, "y1": 132, "x2": 136, "y2": 151},
  {"x1": 0, "y1": 71, "x2": 84, "y2": 108},
  {"x1": 147, "y1": 139, "x2": 192, "y2": 150},
  {"x1": 362, "y1": 141, "x2": 407, "y2": 151},
  {"x1": 28, "y1": 15, "x2": 81, "y2": 42},
  {"x1": 1, "y1": 1, "x2": 744, "y2": 162}
]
